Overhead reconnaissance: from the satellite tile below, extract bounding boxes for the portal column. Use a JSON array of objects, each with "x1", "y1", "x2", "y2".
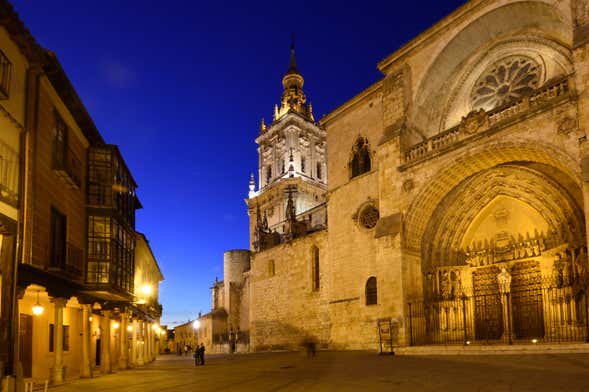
[
  {"x1": 81, "y1": 305, "x2": 92, "y2": 378},
  {"x1": 51, "y1": 298, "x2": 67, "y2": 384},
  {"x1": 100, "y1": 310, "x2": 111, "y2": 374},
  {"x1": 118, "y1": 312, "x2": 128, "y2": 370},
  {"x1": 137, "y1": 320, "x2": 144, "y2": 366},
  {"x1": 130, "y1": 319, "x2": 137, "y2": 367}
]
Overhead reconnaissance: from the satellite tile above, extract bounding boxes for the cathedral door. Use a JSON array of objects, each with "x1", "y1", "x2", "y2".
[
  {"x1": 510, "y1": 261, "x2": 544, "y2": 339},
  {"x1": 473, "y1": 267, "x2": 503, "y2": 340}
]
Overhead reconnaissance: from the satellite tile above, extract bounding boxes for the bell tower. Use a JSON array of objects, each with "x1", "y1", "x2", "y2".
[{"x1": 246, "y1": 38, "x2": 327, "y2": 251}]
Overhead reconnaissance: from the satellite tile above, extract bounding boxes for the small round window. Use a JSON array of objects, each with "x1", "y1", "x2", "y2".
[{"x1": 359, "y1": 205, "x2": 379, "y2": 229}]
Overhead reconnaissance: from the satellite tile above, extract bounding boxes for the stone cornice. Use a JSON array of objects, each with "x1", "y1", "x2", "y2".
[
  {"x1": 320, "y1": 81, "x2": 382, "y2": 127},
  {"x1": 376, "y1": 0, "x2": 491, "y2": 74},
  {"x1": 256, "y1": 111, "x2": 325, "y2": 145}
]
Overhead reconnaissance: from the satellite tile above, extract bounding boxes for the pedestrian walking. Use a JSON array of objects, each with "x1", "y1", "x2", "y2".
[
  {"x1": 199, "y1": 343, "x2": 206, "y2": 365},
  {"x1": 193, "y1": 346, "x2": 200, "y2": 365}
]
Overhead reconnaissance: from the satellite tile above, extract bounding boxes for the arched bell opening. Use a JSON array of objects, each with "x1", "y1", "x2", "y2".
[{"x1": 414, "y1": 162, "x2": 589, "y2": 344}]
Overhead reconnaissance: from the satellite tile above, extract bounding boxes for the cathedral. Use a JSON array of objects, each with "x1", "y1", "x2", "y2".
[{"x1": 199, "y1": 0, "x2": 589, "y2": 352}]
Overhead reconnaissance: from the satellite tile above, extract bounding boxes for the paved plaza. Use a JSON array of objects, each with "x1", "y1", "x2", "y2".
[{"x1": 48, "y1": 351, "x2": 589, "y2": 392}]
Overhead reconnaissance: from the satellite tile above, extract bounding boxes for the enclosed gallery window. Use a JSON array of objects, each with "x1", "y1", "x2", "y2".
[
  {"x1": 365, "y1": 276, "x2": 377, "y2": 305},
  {"x1": 350, "y1": 137, "x2": 371, "y2": 178},
  {"x1": 311, "y1": 246, "x2": 320, "y2": 291},
  {"x1": 316, "y1": 162, "x2": 322, "y2": 180}
]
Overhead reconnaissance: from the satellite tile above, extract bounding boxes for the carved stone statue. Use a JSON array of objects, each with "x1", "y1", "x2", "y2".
[
  {"x1": 497, "y1": 267, "x2": 512, "y2": 294},
  {"x1": 440, "y1": 270, "x2": 450, "y2": 299}
]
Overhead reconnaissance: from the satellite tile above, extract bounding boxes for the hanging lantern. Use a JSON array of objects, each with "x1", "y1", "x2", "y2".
[{"x1": 32, "y1": 291, "x2": 44, "y2": 316}]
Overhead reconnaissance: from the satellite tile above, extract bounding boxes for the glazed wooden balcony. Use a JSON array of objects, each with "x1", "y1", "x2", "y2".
[
  {"x1": 52, "y1": 141, "x2": 82, "y2": 188},
  {"x1": 0, "y1": 140, "x2": 18, "y2": 207},
  {"x1": 401, "y1": 77, "x2": 572, "y2": 169}
]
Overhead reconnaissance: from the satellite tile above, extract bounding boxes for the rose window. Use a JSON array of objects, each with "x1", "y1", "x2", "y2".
[
  {"x1": 471, "y1": 56, "x2": 541, "y2": 111},
  {"x1": 358, "y1": 205, "x2": 379, "y2": 229}
]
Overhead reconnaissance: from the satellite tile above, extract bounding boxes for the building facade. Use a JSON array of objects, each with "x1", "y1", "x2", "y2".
[
  {"x1": 0, "y1": 2, "x2": 164, "y2": 390},
  {"x1": 210, "y1": 0, "x2": 589, "y2": 352}
]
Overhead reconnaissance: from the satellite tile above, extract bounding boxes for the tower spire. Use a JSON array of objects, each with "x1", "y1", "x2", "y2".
[{"x1": 286, "y1": 33, "x2": 299, "y2": 76}]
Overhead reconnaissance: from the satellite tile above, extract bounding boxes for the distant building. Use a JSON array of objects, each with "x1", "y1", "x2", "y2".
[{"x1": 210, "y1": 0, "x2": 589, "y2": 352}]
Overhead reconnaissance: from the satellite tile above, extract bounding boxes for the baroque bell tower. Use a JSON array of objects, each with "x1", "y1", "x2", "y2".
[{"x1": 246, "y1": 38, "x2": 327, "y2": 251}]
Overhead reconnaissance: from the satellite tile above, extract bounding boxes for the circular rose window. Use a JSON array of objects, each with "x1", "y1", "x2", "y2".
[
  {"x1": 359, "y1": 205, "x2": 379, "y2": 229},
  {"x1": 471, "y1": 56, "x2": 541, "y2": 111}
]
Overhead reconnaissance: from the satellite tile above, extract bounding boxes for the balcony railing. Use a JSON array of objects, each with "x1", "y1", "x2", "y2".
[
  {"x1": 52, "y1": 142, "x2": 82, "y2": 188},
  {"x1": 402, "y1": 77, "x2": 571, "y2": 166},
  {"x1": 66, "y1": 242, "x2": 84, "y2": 278},
  {"x1": 0, "y1": 139, "x2": 18, "y2": 207},
  {"x1": 49, "y1": 242, "x2": 84, "y2": 281}
]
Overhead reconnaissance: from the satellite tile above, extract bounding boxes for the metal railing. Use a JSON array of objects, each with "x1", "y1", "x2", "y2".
[
  {"x1": 52, "y1": 141, "x2": 82, "y2": 188},
  {"x1": 407, "y1": 279, "x2": 589, "y2": 346}
]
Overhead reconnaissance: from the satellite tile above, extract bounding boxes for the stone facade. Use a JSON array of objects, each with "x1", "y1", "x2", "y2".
[{"x1": 207, "y1": 0, "x2": 589, "y2": 352}]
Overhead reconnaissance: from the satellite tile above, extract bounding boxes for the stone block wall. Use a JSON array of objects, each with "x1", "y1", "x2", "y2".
[{"x1": 249, "y1": 230, "x2": 328, "y2": 351}]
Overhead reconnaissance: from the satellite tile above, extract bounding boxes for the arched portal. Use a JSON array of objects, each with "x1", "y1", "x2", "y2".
[{"x1": 404, "y1": 143, "x2": 589, "y2": 344}]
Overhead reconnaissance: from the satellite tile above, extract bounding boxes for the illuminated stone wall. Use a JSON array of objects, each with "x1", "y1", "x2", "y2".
[{"x1": 228, "y1": 0, "x2": 589, "y2": 351}]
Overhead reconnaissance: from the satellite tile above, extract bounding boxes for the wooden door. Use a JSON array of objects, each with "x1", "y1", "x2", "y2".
[{"x1": 18, "y1": 314, "x2": 33, "y2": 377}]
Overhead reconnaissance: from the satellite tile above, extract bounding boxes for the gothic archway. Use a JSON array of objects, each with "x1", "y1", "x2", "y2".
[{"x1": 404, "y1": 142, "x2": 588, "y2": 344}]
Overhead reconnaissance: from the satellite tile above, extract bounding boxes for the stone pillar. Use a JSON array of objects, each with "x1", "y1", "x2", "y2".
[
  {"x1": 137, "y1": 320, "x2": 144, "y2": 366},
  {"x1": 100, "y1": 311, "x2": 111, "y2": 374},
  {"x1": 145, "y1": 322, "x2": 153, "y2": 363},
  {"x1": 118, "y1": 313, "x2": 128, "y2": 370},
  {"x1": 131, "y1": 319, "x2": 137, "y2": 367},
  {"x1": 51, "y1": 298, "x2": 67, "y2": 384},
  {"x1": 81, "y1": 305, "x2": 92, "y2": 378}
]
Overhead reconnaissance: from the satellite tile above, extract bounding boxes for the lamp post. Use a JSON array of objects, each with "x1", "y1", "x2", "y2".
[{"x1": 192, "y1": 320, "x2": 200, "y2": 349}]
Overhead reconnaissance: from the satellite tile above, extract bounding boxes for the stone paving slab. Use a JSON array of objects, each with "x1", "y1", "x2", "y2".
[{"x1": 49, "y1": 351, "x2": 589, "y2": 392}]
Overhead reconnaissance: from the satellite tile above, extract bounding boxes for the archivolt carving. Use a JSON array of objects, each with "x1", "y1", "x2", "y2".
[
  {"x1": 403, "y1": 140, "x2": 582, "y2": 255},
  {"x1": 422, "y1": 164, "x2": 584, "y2": 271},
  {"x1": 440, "y1": 36, "x2": 572, "y2": 131},
  {"x1": 409, "y1": 0, "x2": 572, "y2": 140}
]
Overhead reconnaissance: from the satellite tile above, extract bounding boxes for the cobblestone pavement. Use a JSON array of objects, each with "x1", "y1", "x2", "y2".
[{"x1": 49, "y1": 351, "x2": 589, "y2": 392}]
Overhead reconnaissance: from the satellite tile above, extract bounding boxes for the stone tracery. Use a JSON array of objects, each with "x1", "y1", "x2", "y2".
[{"x1": 471, "y1": 56, "x2": 541, "y2": 111}]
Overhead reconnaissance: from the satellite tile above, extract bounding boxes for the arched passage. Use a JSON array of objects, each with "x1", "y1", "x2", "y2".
[{"x1": 403, "y1": 141, "x2": 588, "y2": 343}]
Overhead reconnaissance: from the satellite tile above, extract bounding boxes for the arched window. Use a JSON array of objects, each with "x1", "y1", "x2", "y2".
[
  {"x1": 365, "y1": 276, "x2": 377, "y2": 305},
  {"x1": 266, "y1": 165, "x2": 272, "y2": 185},
  {"x1": 311, "y1": 246, "x2": 320, "y2": 291},
  {"x1": 350, "y1": 137, "x2": 371, "y2": 178}
]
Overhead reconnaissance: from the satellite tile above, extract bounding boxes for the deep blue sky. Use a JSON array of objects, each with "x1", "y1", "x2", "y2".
[{"x1": 15, "y1": 0, "x2": 465, "y2": 326}]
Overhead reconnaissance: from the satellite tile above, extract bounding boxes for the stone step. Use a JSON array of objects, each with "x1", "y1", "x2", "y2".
[{"x1": 395, "y1": 343, "x2": 589, "y2": 355}]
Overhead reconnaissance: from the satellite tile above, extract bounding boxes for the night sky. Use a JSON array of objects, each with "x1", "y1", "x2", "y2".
[{"x1": 15, "y1": 0, "x2": 465, "y2": 326}]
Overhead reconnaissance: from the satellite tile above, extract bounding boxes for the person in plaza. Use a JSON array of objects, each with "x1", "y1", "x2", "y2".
[
  {"x1": 199, "y1": 343, "x2": 206, "y2": 365},
  {"x1": 193, "y1": 345, "x2": 200, "y2": 365}
]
